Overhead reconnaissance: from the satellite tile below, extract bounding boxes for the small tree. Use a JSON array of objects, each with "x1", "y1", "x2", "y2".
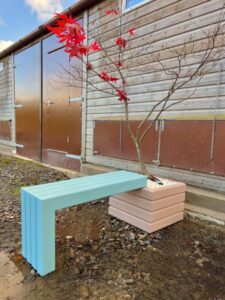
[{"x1": 47, "y1": 5, "x2": 225, "y2": 181}]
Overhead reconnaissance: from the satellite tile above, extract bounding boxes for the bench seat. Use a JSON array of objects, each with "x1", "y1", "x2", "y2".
[{"x1": 21, "y1": 171, "x2": 147, "y2": 276}]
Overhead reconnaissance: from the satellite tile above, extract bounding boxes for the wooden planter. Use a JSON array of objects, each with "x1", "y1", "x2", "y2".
[{"x1": 109, "y1": 180, "x2": 186, "y2": 233}]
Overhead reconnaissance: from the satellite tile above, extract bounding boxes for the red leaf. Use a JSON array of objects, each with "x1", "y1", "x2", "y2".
[
  {"x1": 47, "y1": 13, "x2": 103, "y2": 58},
  {"x1": 106, "y1": 9, "x2": 119, "y2": 15},
  {"x1": 128, "y1": 28, "x2": 135, "y2": 36},
  {"x1": 100, "y1": 71, "x2": 119, "y2": 82},
  {"x1": 116, "y1": 37, "x2": 127, "y2": 48},
  {"x1": 77, "y1": 45, "x2": 90, "y2": 56},
  {"x1": 46, "y1": 13, "x2": 89, "y2": 57},
  {"x1": 117, "y1": 90, "x2": 128, "y2": 102},
  {"x1": 116, "y1": 61, "x2": 123, "y2": 67},
  {"x1": 91, "y1": 41, "x2": 101, "y2": 52},
  {"x1": 110, "y1": 76, "x2": 119, "y2": 82}
]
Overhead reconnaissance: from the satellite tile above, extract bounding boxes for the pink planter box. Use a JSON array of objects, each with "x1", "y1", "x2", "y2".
[{"x1": 109, "y1": 180, "x2": 186, "y2": 233}]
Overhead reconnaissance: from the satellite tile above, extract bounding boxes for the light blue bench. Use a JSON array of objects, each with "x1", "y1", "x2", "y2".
[{"x1": 21, "y1": 171, "x2": 147, "y2": 276}]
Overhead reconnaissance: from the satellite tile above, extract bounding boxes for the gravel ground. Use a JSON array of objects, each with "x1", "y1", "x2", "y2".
[{"x1": 0, "y1": 154, "x2": 225, "y2": 300}]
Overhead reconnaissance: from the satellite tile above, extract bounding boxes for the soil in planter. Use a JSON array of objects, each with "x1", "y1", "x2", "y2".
[{"x1": 0, "y1": 154, "x2": 225, "y2": 300}]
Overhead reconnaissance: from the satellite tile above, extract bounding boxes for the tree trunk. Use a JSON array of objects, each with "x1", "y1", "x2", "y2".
[
  {"x1": 134, "y1": 140, "x2": 148, "y2": 175},
  {"x1": 134, "y1": 139, "x2": 158, "y2": 181},
  {"x1": 124, "y1": 102, "x2": 158, "y2": 180}
]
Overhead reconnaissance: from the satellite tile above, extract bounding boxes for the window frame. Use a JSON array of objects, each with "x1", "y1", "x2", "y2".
[{"x1": 122, "y1": 0, "x2": 151, "y2": 13}]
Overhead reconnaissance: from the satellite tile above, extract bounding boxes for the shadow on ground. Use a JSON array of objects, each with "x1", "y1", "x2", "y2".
[{"x1": 0, "y1": 155, "x2": 225, "y2": 300}]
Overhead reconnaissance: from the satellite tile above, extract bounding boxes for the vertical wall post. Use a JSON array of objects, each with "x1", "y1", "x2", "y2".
[
  {"x1": 11, "y1": 54, "x2": 16, "y2": 146},
  {"x1": 39, "y1": 41, "x2": 43, "y2": 162},
  {"x1": 81, "y1": 10, "x2": 88, "y2": 163}
]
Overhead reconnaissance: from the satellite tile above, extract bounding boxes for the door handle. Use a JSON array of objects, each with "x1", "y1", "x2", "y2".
[{"x1": 45, "y1": 101, "x2": 55, "y2": 106}]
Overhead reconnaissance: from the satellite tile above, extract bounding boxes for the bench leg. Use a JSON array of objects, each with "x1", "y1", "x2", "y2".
[
  {"x1": 36, "y1": 201, "x2": 55, "y2": 276},
  {"x1": 21, "y1": 192, "x2": 56, "y2": 276}
]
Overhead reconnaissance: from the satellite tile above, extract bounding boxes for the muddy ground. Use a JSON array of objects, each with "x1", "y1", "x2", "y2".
[{"x1": 0, "y1": 154, "x2": 225, "y2": 300}]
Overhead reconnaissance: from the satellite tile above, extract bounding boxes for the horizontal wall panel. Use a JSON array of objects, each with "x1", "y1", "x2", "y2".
[
  {"x1": 160, "y1": 120, "x2": 212, "y2": 173},
  {"x1": 93, "y1": 120, "x2": 121, "y2": 158},
  {"x1": 89, "y1": 8, "x2": 223, "y2": 57},
  {"x1": 89, "y1": 0, "x2": 207, "y2": 38},
  {"x1": 213, "y1": 120, "x2": 225, "y2": 176},
  {"x1": 94, "y1": 120, "x2": 158, "y2": 163}
]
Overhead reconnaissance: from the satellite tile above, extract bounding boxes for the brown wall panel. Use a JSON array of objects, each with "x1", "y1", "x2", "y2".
[
  {"x1": 120, "y1": 121, "x2": 158, "y2": 163},
  {"x1": 160, "y1": 120, "x2": 212, "y2": 173},
  {"x1": 68, "y1": 101, "x2": 82, "y2": 155},
  {"x1": 94, "y1": 121, "x2": 121, "y2": 158},
  {"x1": 0, "y1": 120, "x2": 11, "y2": 140},
  {"x1": 94, "y1": 120, "x2": 158, "y2": 162},
  {"x1": 213, "y1": 120, "x2": 225, "y2": 176}
]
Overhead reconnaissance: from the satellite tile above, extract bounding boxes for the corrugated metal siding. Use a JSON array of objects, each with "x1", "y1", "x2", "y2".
[{"x1": 0, "y1": 55, "x2": 15, "y2": 145}]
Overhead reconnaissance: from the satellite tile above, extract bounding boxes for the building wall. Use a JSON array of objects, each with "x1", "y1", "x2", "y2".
[
  {"x1": 85, "y1": 0, "x2": 225, "y2": 192},
  {"x1": 0, "y1": 55, "x2": 15, "y2": 151}
]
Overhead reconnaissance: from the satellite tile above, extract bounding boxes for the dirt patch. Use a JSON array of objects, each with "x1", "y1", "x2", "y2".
[
  {"x1": 0, "y1": 154, "x2": 225, "y2": 300},
  {"x1": 0, "y1": 252, "x2": 24, "y2": 300}
]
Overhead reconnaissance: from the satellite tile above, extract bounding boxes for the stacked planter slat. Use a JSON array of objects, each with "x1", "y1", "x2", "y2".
[{"x1": 109, "y1": 180, "x2": 186, "y2": 233}]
